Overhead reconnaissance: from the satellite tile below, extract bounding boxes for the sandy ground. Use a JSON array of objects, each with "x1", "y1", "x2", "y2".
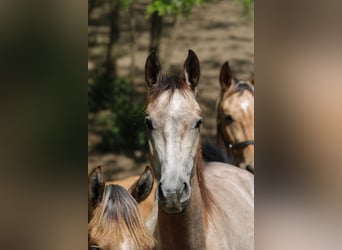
[{"x1": 88, "y1": 0, "x2": 254, "y2": 181}]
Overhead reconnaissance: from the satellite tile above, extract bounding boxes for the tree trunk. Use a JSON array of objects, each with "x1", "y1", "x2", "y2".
[
  {"x1": 128, "y1": 4, "x2": 137, "y2": 84},
  {"x1": 106, "y1": 1, "x2": 120, "y2": 80},
  {"x1": 163, "y1": 15, "x2": 182, "y2": 73},
  {"x1": 149, "y1": 11, "x2": 163, "y2": 52}
]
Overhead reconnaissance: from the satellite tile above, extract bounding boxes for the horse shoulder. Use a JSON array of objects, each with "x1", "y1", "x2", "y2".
[{"x1": 204, "y1": 162, "x2": 254, "y2": 250}]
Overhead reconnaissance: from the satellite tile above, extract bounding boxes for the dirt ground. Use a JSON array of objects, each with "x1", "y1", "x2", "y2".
[{"x1": 88, "y1": 0, "x2": 254, "y2": 181}]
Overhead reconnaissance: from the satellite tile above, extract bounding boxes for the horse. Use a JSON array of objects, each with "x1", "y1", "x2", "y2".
[
  {"x1": 88, "y1": 166, "x2": 155, "y2": 250},
  {"x1": 109, "y1": 165, "x2": 157, "y2": 220},
  {"x1": 201, "y1": 140, "x2": 233, "y2": 164},
  {"x1": 143, "y1": 50, "x2": 254, "y2": 249},
  {"x1": 217, "y1": 61, "x2": 254, "y2": 173}
]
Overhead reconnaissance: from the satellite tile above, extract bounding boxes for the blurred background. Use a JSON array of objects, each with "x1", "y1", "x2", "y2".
[
  {"x1": 2, "y1": 0, "x2": 342, "y2": 249},
  {"x1": 88, "y1": 0, "x2": 254, "y2": 181}
]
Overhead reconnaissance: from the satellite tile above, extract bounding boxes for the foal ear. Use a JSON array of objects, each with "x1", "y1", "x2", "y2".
[
  {"x1": 129, "y1": 165, "x2": 154, "y2": 203},
  {"x1": 219, "y1": 61, "x2": 234, "y2": 90},
  {"x1": 88, "y1": 166, "x2": 105, "y2": 207},
  {"x1": 145, "y1": 50, "x2": 162, "y2": 87},
  {"x1": 184, "y1": 49, "x2": 200, "y2": 90}
]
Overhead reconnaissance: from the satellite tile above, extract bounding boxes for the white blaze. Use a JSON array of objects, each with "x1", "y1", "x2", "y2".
[{"x1": 240, "y1": 100, "x2": 250, "y2": 113}]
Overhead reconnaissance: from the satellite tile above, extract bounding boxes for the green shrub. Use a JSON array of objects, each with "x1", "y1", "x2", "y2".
[{"x1": 89, "y1": 73, "x2": 146, "y2": 152}]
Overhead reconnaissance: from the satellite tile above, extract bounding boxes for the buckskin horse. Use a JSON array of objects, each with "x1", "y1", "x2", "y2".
[
  {"x1": 88, "y1": 166, "x2": 155, "y2": 250},
  {"x1": 217, "y1": 61, "x2": 254, "y2": 173}
]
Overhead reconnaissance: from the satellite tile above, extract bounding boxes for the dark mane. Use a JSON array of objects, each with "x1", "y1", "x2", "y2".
[
  {"x1": 103, "y1": 184, "x2": 139, "y2": 223},
  {"x1": 88, "y1": 184, "x2": 155, "y2": 249},
  {"x1": 146, "y1": 74, "x2": 192, "y2": 107},
  {"x1": 229, "y1": 81, "x2": 254, "y2": 96}
]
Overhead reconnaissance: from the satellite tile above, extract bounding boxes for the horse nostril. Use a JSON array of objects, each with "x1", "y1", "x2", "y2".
[
  {"x1": 179, "y1": 182, "x2": 191, "y2": 203},
  {"x1": 180, "y1": 182, "x2": 186, "y2": 194}
]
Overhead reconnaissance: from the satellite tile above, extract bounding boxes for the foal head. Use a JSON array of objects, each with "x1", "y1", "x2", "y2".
[
  {"x1": 144, "y1": 50, "x2": 202, "y2": 214},
  {"x1": 218, "y1": 62, "x2": 254, "y2": 172},
  {"x1": 88, "y1": 166, "x2": 155, "y2": 250}
]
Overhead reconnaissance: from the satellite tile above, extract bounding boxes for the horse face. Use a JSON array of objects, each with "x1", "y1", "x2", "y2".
[
  {"x1": 145, "y1": 50, "x2": 201, "y2": 213},
  {"x1": 146, "y1": 90, "x2": 202, "y2": 213},
  {"x1": 219, "y1": 82, "x2": 254, "y2": 171}
]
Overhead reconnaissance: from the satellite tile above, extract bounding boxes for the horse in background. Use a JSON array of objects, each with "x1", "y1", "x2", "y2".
[
  {"x1": 144, "y1": 50, "x2": 254, "y2": 249},
  {"x1": 88, "y1": 166, "x2": 155, "y2": 250},
  {"x1": 217, "y1": 61, "x2": 254, "y2": 173},
  {"x1": 201, "y1": 140, "x2": 233, "y2": 164}
]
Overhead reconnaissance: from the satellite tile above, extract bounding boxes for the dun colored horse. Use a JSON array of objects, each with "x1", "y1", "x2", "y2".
[
  {"x1": 109, "y1": 165, "x2": 157, "y2": 220},
  {"x1": 217, "y1": 62, "x2": 254, "y2": 173},
  {"x1": 88, "y1": 166, "x2": 155, "y2": 250},
  {"x1": 144, "y1": 50, "x2": 254, "y2": 249}
]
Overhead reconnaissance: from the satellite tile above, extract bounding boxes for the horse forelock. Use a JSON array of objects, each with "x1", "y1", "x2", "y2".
[
  {"x1": 145, "y1": 74, "x2": 194, "y2": 110},
  {"x1": 223, "y1": 80, "x2": 254, "y2": 99},
  {"x1": 88, "y1": 184, "x2": 155, "y2": 249}
]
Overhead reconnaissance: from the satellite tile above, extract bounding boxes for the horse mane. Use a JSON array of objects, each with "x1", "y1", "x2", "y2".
[
  {"x1": 196, "y1": 141, "x2": 216, "y2": 222},
  {"x1": 226, "y1": 80, "x2": 254, "y2": 97},
  {"x1": 88, "y1": 184, "x2": 155, "y2": 249}
]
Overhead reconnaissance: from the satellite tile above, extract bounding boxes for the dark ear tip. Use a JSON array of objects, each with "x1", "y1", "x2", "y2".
[
  {"x1": 222, "y1": 61, "x2": 229, "y2": 68},
  {"x1": 188, "y1": 49, "x2": 197, "y2": 58},
  {"x1": 147, "y1": 50, "x2": 158, "y2": 61},
  {"x1": 144, "y1": 165, "x2": 153, "y2": 175},
  {"x1": 89, "y1": 165, "x2": 102, "y2": 177}
]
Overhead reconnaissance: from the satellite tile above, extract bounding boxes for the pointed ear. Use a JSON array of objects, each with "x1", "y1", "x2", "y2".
[
  {"x1": 88, "y1": 166, "x2": 105, "y2": 207},
  {"x1": 129, "y1": 165, "x2": 154, "y2": 203},
  {"x1": 184, "y1": 49, "x2": 200, "y2": 90},
  {"x1": 145, "y1": 50, "x2": 162, "y2": 87},
  {"x1": 219, "y1": 61, "x2": 234, "y2": 90}
]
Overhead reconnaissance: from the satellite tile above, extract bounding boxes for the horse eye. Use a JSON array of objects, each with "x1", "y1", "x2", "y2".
[
  {"x1": 225, "y1": 115, "x2": 234, "y2": 124},
  {"x1": 145, "y1": 117, "x2": 154, "y2": 130},
  {"x1": 194, "y1": 118, "x2": 203, "y2": 129}
]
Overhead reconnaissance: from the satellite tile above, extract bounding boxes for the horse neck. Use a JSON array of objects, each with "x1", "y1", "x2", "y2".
[{"x1": 157, "y1": 156, "x2": 207, "y2": 250}]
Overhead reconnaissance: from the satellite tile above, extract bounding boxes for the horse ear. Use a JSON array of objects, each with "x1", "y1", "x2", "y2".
[
  {"x1": 184, "y1": 49, "x2": 200, "y2": 90},
  {"x1": 219, "y1": 61, "x2": 233, "y2": 90},
  {"x1": 129, "y1": 165, "x2": 154, "y2": 203},
  {"x1": 88, "y1": 166, "x2": 105, "y2": 207},
  {"x1": 145, "y1": 50, "x2": 162, "y2": 87}
]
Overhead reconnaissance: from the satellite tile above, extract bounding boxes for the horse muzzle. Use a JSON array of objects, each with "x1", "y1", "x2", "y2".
[{"x1": 157, "y1": 182, "x2": 191, "y2": 214}]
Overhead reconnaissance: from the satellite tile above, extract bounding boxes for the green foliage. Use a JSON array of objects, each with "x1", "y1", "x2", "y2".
[
  {"x1": 89, "y1": 73, "x2": 146, "y2": 152},
  {"x1": 88, "y1": 68, "x2": 114, "y2": 112},
  {"x1": 108, "y1": 0, "x2": 133, "y2": 10},
  {"x1": 236, "y1": 0, "x2": 254, "y2": 18},
  {"x1": 147, "y1": 0, "x2": 203, "y2": 16}
]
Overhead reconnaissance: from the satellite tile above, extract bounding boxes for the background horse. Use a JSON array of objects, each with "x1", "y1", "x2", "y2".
[
  {"x1": 144, "y1": 50, "x2": 254, "y2": 249},
  {"x1": 88, "y1": 166, "x2": 155, "y2": 250},
  {"x1": 217, "y1": 61, "x2": 254, "y2": 173}
]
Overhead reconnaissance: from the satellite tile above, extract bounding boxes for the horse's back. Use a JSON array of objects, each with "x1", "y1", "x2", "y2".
[{"x1": 204, "y1": 162, "x2": 254, "y2": 249}]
